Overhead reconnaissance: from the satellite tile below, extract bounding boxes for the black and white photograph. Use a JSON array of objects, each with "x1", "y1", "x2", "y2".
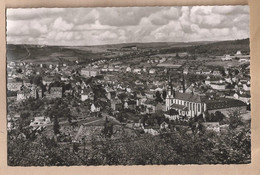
[{"x1": 6, "y1": 6, "x2": 251, "y2": 166}]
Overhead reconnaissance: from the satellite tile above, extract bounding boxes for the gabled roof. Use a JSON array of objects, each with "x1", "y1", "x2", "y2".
[
  {"x1": 165, "y1": 108, "x2": 179, "y2": 115},
  {"x1": 174, "y1": 91, "x2": 206, "y2": 103},
  {"x1": 205, "y1": 98, "x2": 247, "y2": 110},
  {"x1": 170, "y1": 104, "x2": 188, "y2": 111},
  {"x1": 82, "y1": 88, "x2": 93, "y2": 95},
  {"x1": 144, "y1": 99, "x2": 157, "y2": 106}
]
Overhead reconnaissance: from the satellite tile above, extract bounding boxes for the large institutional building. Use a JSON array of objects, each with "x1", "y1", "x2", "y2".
[{"x1": 166, "y1": 79, "x2": 247, "y2": 118}]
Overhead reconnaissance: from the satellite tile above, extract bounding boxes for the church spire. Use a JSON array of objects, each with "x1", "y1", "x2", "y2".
[{"x1": 167, "y1": 72, "x2": 174, "y2": 97}]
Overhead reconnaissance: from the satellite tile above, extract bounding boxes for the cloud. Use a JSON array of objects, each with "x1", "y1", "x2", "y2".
[
  {"x1": 6, "y1": 6, "x2": 249, "y2": 45},
  {"x1": 7, "y1": 8, "x2": 65, "y2": 21},
  {"x1": 212, "y1": 6, "x2": 249, "y2": 15},
  {"x1": 52, "y1": 17, "x2": 74, "y2": 31}
]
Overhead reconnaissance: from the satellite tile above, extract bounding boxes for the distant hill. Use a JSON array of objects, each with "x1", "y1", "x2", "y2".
[
  {"x1": 159, "y1": 38, "x2": 250, "y2": 56},
  {"x1": 6, "y1": 38, "x2": 249, "y2": 62}
]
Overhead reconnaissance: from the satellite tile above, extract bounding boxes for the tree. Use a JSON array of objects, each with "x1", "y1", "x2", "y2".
[
  {"x1": 162, "y1": 90, "x2": 167, "y2": 100},
  {"x1": 214, "y1": 111, "x2": 225, "y2": 122},
  {"x1": 16, "y1": 68, "x2": 22, "y2": 74},
  {"x1": 53, "y1": 116, "x2": 60, "y2": 135},
  {"x1": 228, "y1": 109, "x2": 243, "y2": 130}
]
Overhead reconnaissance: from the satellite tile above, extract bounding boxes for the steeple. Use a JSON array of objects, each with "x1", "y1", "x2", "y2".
[
  {"x1": 167, "y1": 74, "x2": 174, "y2": 96},
  {"x1": 182, "y1": 69, "x2": 186, "y2": 93}
]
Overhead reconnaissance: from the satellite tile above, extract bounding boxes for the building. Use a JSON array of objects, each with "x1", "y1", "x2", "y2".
[
  {"x1": 121, "y1": 45, "x2": 138, "y2": 51},
  {"x1": 166, "y1": 78, "x2": 247, "y2": 118},
  {"x1": 81, "y1": 88, "x2": 94, "y2": 101},
  {"x1": 81, "y1": 67, "x2": 100, "y2": 78},
  {"x1": 201, "y1": 122, "x2": 220, "y2": 132},
  {"x1": 144, "y1": 99, "x2": 157, "y2": 114},
  {"x1": 166, "y1": 80, "x2": 206, "y2": 117},
  {"x1": 42, "y1": 77, "x2": 55, "y2": 86},
  {"x1": 126, "y1": 66, "x2": 131, "y2": 72},
  {"x1": 210, "y1": 82, "x2": 226, "y2": 90},
  {"x1": 7, "y1": 79, "x2": 23, "y2": 91},
  {"x1": 149, "y1": 69, "x2": 156, "y2": 74},
  {"x1": 30, "y1": 116, "x2": 51, "y2": 129},
  {"x1": 221, "y1": 55, "x2": 232, "y2": 61},
  {"x1": 17, "y1": 89, "x2": 30, "y2": 101},
  {"x1": 45, "y1": 87, "x2": 63, "y2": 98},
  {"x1": 111, "y1": 98, "x2": 123, "y2": 111},
  {"x1": 91, "y1": 103, "x2": 101, "y2": 113},
  {"x1": 124, "y1": 100, "x2": 136, "y2": 110}
]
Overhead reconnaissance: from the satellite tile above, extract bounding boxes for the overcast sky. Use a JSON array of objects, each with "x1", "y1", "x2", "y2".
[{"x1": 6, "y1": 6, "x2": 249, "y2": 46}]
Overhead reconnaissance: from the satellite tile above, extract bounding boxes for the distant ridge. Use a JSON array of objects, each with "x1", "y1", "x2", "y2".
[
  {"x1": 7, "y1": 38, "x2": 249, "y2": 48},
  {"x1": 6, "y1": 38, "x2": 249, "y2": 62}
]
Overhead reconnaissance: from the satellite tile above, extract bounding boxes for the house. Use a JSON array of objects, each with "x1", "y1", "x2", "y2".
[
  {"x1": 221, "y1": 55, "x2": 232, "y2": 61},
  {"x1": 30, "y1": 116, "x2": 51, "y2": 129},
  {"x1": 106, "y1": 91, "x2": 116, "y2": 100},
  {"x1": 133, "y1": 68, "x2": 142, "y2": 74},
  {"x1": 144, "y1": 99, "x2": 157, "y2": 114},
  {"x1": 17, "y1": 86, "x2": 42, "y2": 101},
  {"x1": 243, "y1": 83, "x2": 250, "y2": 91},
  {"x1": 132, "y1": 118, "x2": 143, "y2": 128},
  {"x1": 202, "y1": 122, "x2": 220, "y2": 132},
  {"x1": 149, "y1": 69, "x2": 156, "y2": 74},
  {"x1": 160, "y1": 121, "x2": 169, "y2": 130},
  {"x1": 7, "y1": 120, "x2": 15, "y2": 131},
  {"x1": 45, "y1": 87, "x2": 63, "y2": 99},
  {"x1": 81, "y1": 88, "x2": 94, "y2": 101},
  {"x1": 111, "y1": 98, "x2": 123, "y2": 111},
  {"x1": 91, "y1": 103, "x2": 101, "y2": 113},
  {"x1": 42, "y1": 77, "x2": 55, "y2": 86},
  {"x1": 201, "y1": 69, "x2": 211, "y2": 75},
  {"x1": 155, "y1": 102, "x2": 166, "y2": 112},
  {"x1": 210, "y1": 82, "x2": 226, "y2": 90},
  {"x1": 17, "y1": 89, "x2": 31, "y2": 101},
  {"x1": 7, "y1": 79, "x2": 23, "y2": 91},
  {"x1": 143, "y1": 126, "x2": 159, "y2": 135},
  {"x1": 183, "y1": 68, "x2": 189, "y2": 75},
  {"x1": 212, "y1": 70, "x2": 222, "y2": 76},
  {"x1": 233, "y1": 92, "x2": 251, "y2": 105},
  {"x1": 145, "y1": 91, "x2": 155, "y2": 99},
  {"x1": 81, "y1": 67, "x2": 100, "y2": 77},
  {"x1": 121, "y1": 45, "x2": 137, "y2": 51},
  {"x1": 136, "y1": 93, "x2": 147, "y2": 106},
  {"x1": 61, "y1": 75, "x2": 69, "y2": 81},
  {"x1": 126, "y1": 66, "x2": 131, "y2": 72},
  {"x1": 135, "y1": 80, "x2": 144, "y2": 85},
  {"x1": 239, "y1": 58, "x2": 250, "y2": 62},
  {"x1": 205, "y1": 77, "x2": 222, "y2": 85},
  {"x1": 23, "y1": 79, "x2": 32, "y2": 87},
  {"x1": 236, "y1": 50, "x2": 242, "y2": 56},
  {"x1": 124, "y1": 100, "x2": 136, "y2": 110}
]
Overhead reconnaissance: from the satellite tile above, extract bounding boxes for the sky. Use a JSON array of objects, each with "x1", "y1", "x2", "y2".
[{"x1": 6, "y1": 6, "x2": 249, "y2": 46}]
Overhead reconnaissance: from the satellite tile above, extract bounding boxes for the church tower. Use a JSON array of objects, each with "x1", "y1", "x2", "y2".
[{"x1": 166, "y1": 75, "x2": 175, "y2": 111}]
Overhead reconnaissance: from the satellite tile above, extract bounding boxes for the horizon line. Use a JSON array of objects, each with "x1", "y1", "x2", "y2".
[{"x1": 6, "y1": 38, "x2": 249, "y2": 47}]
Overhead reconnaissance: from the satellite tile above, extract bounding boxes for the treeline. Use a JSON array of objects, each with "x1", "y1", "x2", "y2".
[{"x1": 8, "y1": 121, "x2": 251, "y2": 166}]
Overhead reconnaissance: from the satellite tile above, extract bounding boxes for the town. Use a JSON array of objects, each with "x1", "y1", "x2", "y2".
[{"x1": 7, "y1": 39, "x2": 251, "y2": 165}]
